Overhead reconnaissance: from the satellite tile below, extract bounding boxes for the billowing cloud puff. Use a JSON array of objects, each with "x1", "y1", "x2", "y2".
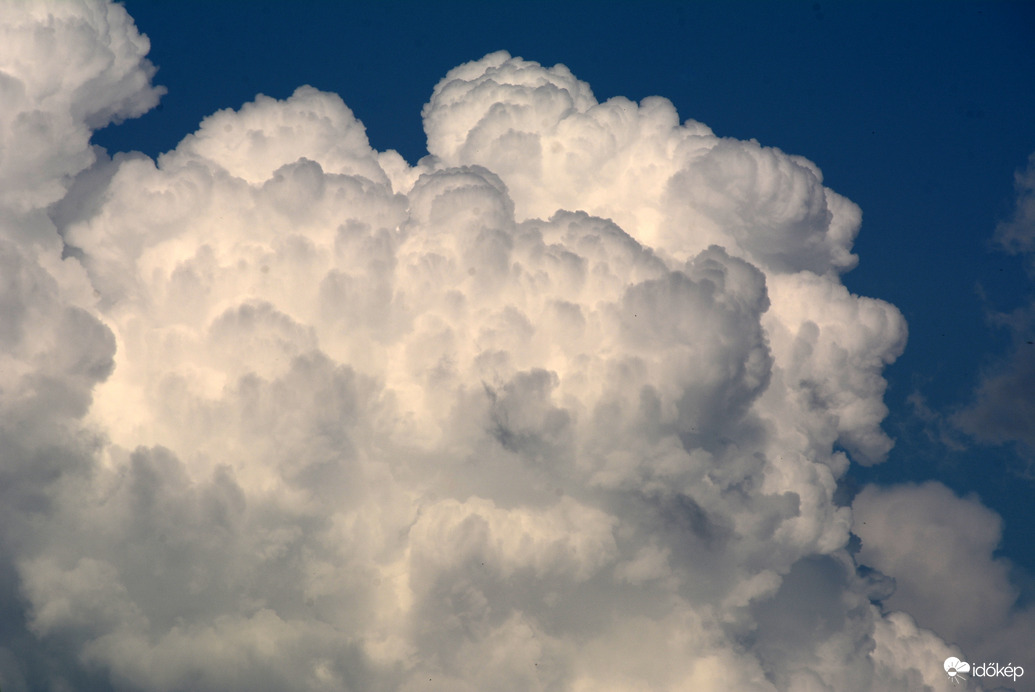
[
  {"x1": 0, "y1": 5, "x2": 970, "y2": 690},
  {"x1": 0, "y1": 0, "x2": 162, "y2": 214},
  {"x1": 855, "y1": 482, "x2": 1035, "y2": 670},
  {"x1": 422, "y1": 51, "x2": 860, "y2": 275}
]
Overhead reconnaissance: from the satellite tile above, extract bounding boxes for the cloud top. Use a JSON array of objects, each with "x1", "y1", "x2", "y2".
[
  {"x1": 422, "y1": 51, "x2": 861, "y2": 276},
  {"x1": 0, "y1": 0, "x2": 163, "y2": 213}
]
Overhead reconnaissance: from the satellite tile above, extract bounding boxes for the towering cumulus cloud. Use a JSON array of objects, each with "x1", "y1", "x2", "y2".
[{"x1": 1, "y1": 3, "x2": 964, "y2": 691}]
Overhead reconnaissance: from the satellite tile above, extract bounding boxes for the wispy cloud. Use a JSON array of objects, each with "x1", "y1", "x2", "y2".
[{"x1": 955, "y1": 153, "x2": 1035, "y2": 464}]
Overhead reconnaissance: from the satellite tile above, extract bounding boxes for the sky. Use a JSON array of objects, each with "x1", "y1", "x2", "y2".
[{"x1": 1, "y1": 1, "x2": 1034, "y2": 691}]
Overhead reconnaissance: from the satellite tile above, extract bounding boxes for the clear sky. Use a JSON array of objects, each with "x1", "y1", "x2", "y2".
[{"x1": 3, "y1": 1, "x2": 1035, "y2": 690}]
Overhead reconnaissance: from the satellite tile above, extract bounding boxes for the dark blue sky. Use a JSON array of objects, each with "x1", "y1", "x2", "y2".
[{"x1": 95, "y1": 0, "x2": 1035, "y2": 572}]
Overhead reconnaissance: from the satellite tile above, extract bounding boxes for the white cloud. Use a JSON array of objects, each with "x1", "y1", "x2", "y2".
[
  {"x1": 0, "y1": 5, "x2": 1010, "y2": 690},
  {"x1": 854, "y1": 482, "x2": 1035, "y2": 668},
  {"x1": 421, "y1": 51, "x2": 860, "y2": 276},
  {"x1": 0, "y1": 0, "x2": 163, "y2": 215}
]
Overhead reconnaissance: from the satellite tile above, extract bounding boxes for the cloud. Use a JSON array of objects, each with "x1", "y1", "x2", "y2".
[
  {"x1": 993, "y1": 151, "x2": 1035, "y2": 269},
  {"x1": 0, "y1": 4, "x2": 995, "y2": 690},
  {"x1": 955, "y1": 336, "x2": 1035, "y2": 453},
  {"x1": 422, "y1": 51, "x2": 861, "y2": 275},
  {"x1": 854, "y1": 482, "x2": 1035, "y2": 667},
  {"x1": 955, "y1": 152, "x2": 1035, "y2": 460},
  {"x1": 0, "y1": 0, "x2": 163, "y2": 215}
]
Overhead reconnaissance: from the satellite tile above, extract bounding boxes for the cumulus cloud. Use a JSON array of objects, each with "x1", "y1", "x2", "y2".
[
  {"x1": 0, "y1": 3, "x2": 997, "y2": 690},
  {"x1": 0, "y1": 0, "x2": 162, "y2": 215},
  {"x1": 854, "y1": 482, "x2": 1035, "y2": 669}
]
